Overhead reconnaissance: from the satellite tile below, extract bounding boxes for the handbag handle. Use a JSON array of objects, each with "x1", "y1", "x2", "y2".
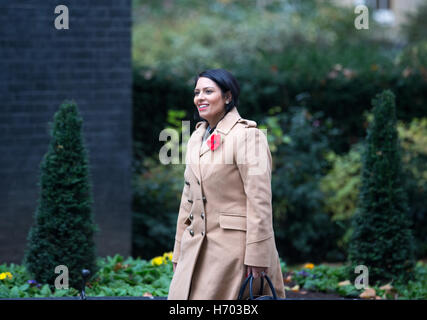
[
  {"x1": 238, "y1": 273, "x2": 278, "y2": 300},
  {"x1": 250, "y1": 273, "x2": 278, "y2": 300}
]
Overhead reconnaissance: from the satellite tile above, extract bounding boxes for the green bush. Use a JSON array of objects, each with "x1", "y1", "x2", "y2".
[
  {"x1": 263, "y1": 106, "x2": 345, "y2": 263},
  {"x1": 399, "y1": 118, "x2": 427, "y2": 257},
  {"x1": 132, "y1": 69, "x2": 193, "y2": 167},
  {"x1": 132, "y1": 157, "x2": 184, "y2": 259},
  {"x1": 319, "y1": 144, "x2": 363, "y2": 254},
  {"x1": 320, "y1": 144, "x2": 363, "y2": 223},
  {"x1": 393, "y1": 261, "x2": 427, "y2": 300},
  {"x1": 132, "y1": 106, "x2": 195, "y2": 259},
  {"x1": 320, "y1": 117, "x2": 427, "y2": 259},
  {"x1": 24, "y1": 101, "x2": 97, "y2": 290},
  {"x1": 348, "y1": 90, "x2": 415, "y2": 285}
]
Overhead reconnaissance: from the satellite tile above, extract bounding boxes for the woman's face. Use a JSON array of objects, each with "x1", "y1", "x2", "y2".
[{"x1": 194, "y1": 77, "x2": 230, "y2": 126}]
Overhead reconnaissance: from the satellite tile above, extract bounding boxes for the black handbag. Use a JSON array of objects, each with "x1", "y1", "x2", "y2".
[{"x1": 237, "y1": 273, "x2": 279, "y2": 300}]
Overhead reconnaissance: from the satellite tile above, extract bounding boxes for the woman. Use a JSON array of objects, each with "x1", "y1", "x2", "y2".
[{"x1": 168, "y1": 68, "x2": 285, "y2": 300}]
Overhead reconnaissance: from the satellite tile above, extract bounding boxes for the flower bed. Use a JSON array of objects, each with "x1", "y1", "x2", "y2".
[
  {"x1": 0, "y1": 254, "x2": 174, "y2": 298},
  {"x1": 1, "y1": 255, "x2": 425, "y2": 299},
  {"x1": 282, "y1": 261, "x2": 427, "y2": 300}
]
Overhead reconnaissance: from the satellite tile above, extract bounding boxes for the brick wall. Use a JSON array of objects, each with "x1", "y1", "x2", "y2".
[{"x1": 0, "y1": 0, "x2": 132, "y2": 263}]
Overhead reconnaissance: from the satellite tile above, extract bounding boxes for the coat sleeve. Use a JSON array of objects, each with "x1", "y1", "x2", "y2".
[
  {"x1": 172, "y1": 182, "x2": 192, "y2": 263},
  {"x1": 236, "y1": 127, "x2": 275, "y2": 268}
]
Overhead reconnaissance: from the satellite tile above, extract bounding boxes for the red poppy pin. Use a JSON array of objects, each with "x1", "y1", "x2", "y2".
[{"x1": 207, "y1": 134, "x2": 221, "y2": 151}]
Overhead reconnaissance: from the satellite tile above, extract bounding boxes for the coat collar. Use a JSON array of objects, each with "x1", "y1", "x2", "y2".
[
  {"x1": 188, "y1": 107, "x2": 242, "y2": 182},
  {"x1": 195, "y1": 106, "x2": 242, "y2": 135},
  {"x1": 198, "y1": 107, "x2": 241, "y2": 156}
]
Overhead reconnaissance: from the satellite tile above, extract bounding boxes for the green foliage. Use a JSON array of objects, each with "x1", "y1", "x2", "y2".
[
  {"x1": 280, "y1": 258, "x2": 289, "y2": 274},
  {"x1": 290, "y1": 261, "x2": 427, "y2": 299},
  {"x1": 264, "y1": 106, "x2": 345, "y2": 263},
  {"x1": 84, "y1": 254, "x2": 173, "y2": 297},
  {"x1": 132, "y1": 104, "x2": 194, "y2": 259},
  {"x1": 293, "y1": 264, "x2": 359, "y2": 297},
  {"x1": 132, "y1": 157, "x2": 185, "y2": 259},
  {"x1": 320, "y1": 145, "x2": 363, "y2": 222},
  {"x1": 24, "y1": 101, "x2": 97, "y2": 290},
  {"x1": 1, "y1": 256, "x2": 425, "y2": 299},
  {"x1": 132, "y1": 0, "x2": 379, "y2": 80},
  {"x1": 396, "y1": 41, "x2": 427, "y2": 71},
  {"x1": 0, "y1": 254, "x2": 173, "y2": 298},
  {"x1": 393, "y1": 261, "x2": 427, "y2": 300},
  {"x1": 348, "y1": 90, "x2": 415, "y2": 285},
  {"x1": 320, "y1": 117, "x2": 427, "y2": 258},
  {"x1": 398, "y1": 118, "x2": 427, "y2": 258},
  {"x1": 131, "y1": 0, "x2": 427, "y2": 155},
  {"x1": 132, "y1": 69, "x2": 193, "y2": 167},
  {"x1": 319, "y1": 144, "x2": 363, "y2": 254}
]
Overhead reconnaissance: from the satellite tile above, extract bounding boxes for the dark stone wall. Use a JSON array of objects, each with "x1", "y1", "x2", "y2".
[{"x1": 0, "y1": 0, "x2": 132, "y2": 263}]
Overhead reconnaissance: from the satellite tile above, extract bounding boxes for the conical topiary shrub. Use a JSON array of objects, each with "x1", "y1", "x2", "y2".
[
  {"x1": 348, "y1": 90, "x2": 415, "y2": 285},
  {"x1": 24, "y1": 101, "x2": 97, "y2": 290}
]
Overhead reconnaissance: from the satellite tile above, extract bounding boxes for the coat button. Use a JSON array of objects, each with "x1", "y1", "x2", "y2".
[
  {"x1": 189, "y1": 229, "x2": 194, "y2": 236},
  {"x1": 189, "y1": 213, "x2": 193, "y2": 220},
  {"x1": 197, "y1": 179, "x2": 200, "y2": 185},
  {"x1": 188, "y1": 199, "x2": 193, "y2": 203},
  {"x1": 201, "y1": 231, "x2": 205, "y2": 236},
  {"x1": 202, "y1": 196, "x2": 207, "y2": 203},
  {"x1": 201, "y1": 212, "x2": 205, "y2": 219},
  {"x1": 185, "y1": 181, "x2": 190, "y2": 186}
]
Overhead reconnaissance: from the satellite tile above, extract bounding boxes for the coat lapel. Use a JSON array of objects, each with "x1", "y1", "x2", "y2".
[
  {"x1": 199, "y1": 107, "x2": 242, "y2": 157},
  {"x1": 187, "y1": 107, "x2": 242, "y2": 183},
  {"x1": 186, "y1": 121, "x2": 205, "y2": 184}
]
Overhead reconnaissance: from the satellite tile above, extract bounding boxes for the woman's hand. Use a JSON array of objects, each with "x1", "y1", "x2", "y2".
[
  {"x1": 173, "y1": 262, "x2": 177, "y2": 273},
  {"x1": 246, "y1": 265, "x2": 268, "y2": 279}
]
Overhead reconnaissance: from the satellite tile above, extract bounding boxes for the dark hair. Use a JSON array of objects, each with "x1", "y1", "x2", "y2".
[{"x1": 193, "y1": 68, "x2": 240, "y2": 122}]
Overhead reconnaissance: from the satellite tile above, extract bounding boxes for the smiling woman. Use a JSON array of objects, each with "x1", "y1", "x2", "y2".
[
  {"x1": 192, "y1": 69, "x2": 239, "y2": 136},
  {"x1": 168, "y1": 68, "x2": 285, "y2": 300}
]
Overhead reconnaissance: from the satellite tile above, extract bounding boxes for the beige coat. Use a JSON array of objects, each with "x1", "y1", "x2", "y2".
[{"x1": 168, "y1": 106, "x2": 285, "y2": 300}]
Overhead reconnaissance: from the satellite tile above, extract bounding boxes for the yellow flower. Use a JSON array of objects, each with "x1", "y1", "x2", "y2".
[
  {"x1": 0, "y1": 272, "x2": 12, "y2": 280},
  {"x1": 163, "y1": 252, "x2": 173, "y2": 262},
  {"x1": 291, "y1": 284, "x2": 300, "y2": 292},
  {"x1": 303, "y1": 263, "x2": 315, "y2": 270},
  {"x1": 151, "y1": 256, "x2": 164, "y2": 267}
]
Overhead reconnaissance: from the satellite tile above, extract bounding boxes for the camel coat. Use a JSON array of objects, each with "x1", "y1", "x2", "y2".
[{"x1": 168, "y1": 106, "x2": 285, "y2": 300}]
